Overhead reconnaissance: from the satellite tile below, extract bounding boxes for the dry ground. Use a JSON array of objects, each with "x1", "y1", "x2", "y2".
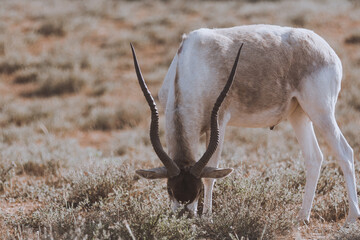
[{"x1": 1, "y1": 0, "x2": 360, "y2": 239}]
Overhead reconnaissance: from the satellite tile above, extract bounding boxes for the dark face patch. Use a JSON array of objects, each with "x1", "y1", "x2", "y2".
[{"x1": 167, "y1": 169, "x2": 203, "y2": 204}]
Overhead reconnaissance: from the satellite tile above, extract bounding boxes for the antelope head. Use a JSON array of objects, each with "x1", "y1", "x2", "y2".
[{"x1": 130, "y1": 43, "x2": 243, "y2": 216}]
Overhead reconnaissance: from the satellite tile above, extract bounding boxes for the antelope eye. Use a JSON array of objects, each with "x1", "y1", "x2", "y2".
[{"x1": 167, "y1": 187, "x2": 174, "y2": 197}]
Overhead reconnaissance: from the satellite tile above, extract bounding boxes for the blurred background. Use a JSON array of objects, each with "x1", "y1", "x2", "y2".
[{"x1": 0, "y1": 0, "x2": 360, "y2": 239}]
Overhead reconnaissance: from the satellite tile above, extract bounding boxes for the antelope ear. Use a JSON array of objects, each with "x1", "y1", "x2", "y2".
[
  {"x1": 136, "y1": 167, "x2": 168, "y2": 179},
  {"x1": 200, "y1": 167, "x2": 233, "y2": 179}
]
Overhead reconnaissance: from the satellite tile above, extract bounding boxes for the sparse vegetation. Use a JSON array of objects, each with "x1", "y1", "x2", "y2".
[{"x1": 0, "y1": 0, "x2": 360, "y2": 239}]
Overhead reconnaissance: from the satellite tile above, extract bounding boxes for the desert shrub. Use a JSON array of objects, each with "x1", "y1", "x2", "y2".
[
  {"x1": 22, "y1": 159, "x2": 61, "y2": 177},
  {"x1": 116, "y1": 103, "x2": 145, "y2": 129},
  {"x1": 290, "y1": 15, "x2": 307, "y2": 27},
  {"x1": 343, "y1": 123, "x2": 360, "y2": 152},
  {"x1": 30, "y1": 43, "x2": 93, "y2": 71},
  {"x1": 146, "y1": 66, "x2": 168, "y2": 85},
  {"x1": 0, "y1": 42, "x2": 91, "y2": 78},
  {"x1": 0, "y1": 162, "x2": 16, "y2": 192},
  {"x1": 114, "y1": 145, "x2": 127, "y2": 156},
  {"x1": 0, "y1": 136, "x2": 87, "y2": 201},
  {"x1": 101, "y1": 38, "x2": 129, "y2": 60},
  {"x1": 0, "y1": 125, "x2": 35, "y2": 145},
  {"x1": 65, "y1": 167, "x2": 132, "y2": 207},
  {"x1": 0, "y1": 41, "x2": 4, "y2": 55},
  {"x1": 0, "y1": 132, "x2": 77, "y2": 169},
  {"x1": 345, "y1": 33, "x2": 360, "y2": 45},
  {"x1": 0, "y1": 58, "x2": 23, "y2": 74},
  {"x1": 13, "y1": 68, "x2": 38, "y2": 84},
  {"x1": 37, "y1": 21, "x2": 66, "y2": 37},
  {"x1": 346, "y1": 80, "x2": 360, "y2": 112},
  {"x1": 89, "y1": 83, "x2": 107, "y2": 97},
  {"x1": 81, "y1": 102, "x2": 145, "y2": 130},
  {"x1": 2, "y1": 102, "x2": 48, "y2": 126},
  {"x1": 41, "y1": 52, "x2": 90, "y2": 70},
  {"x1": 82, "y1": 107, "x2": 119, "y2": 130},
  {"x1": 110, "y1": 129, "x2": 154, "y2": 157},
  {"x1": 24, "y1": 68, "x2": 86, "y2": 97},
  {"x1": 243, "y1": 0, "x2": 282, "y2": 2}
]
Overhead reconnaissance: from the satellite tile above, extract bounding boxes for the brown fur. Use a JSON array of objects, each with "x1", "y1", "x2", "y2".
[
  {"x1": 195, "y1": 27, "x2": 333, "y2": 116},
  {"x1": 173, "y1": 68, "x2": 196, "y2": 168}
]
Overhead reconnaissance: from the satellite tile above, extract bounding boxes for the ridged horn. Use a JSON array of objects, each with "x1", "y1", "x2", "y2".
[
  {"x1": 190, "y1": 43, "x2": 244, "y2": 178},
  {"x1": 130, "y1": 43, "x2": 180, "y2": 177}
]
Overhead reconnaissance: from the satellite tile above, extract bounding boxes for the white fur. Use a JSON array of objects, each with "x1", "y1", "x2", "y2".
[
  {"x1": 187, "y1": 199, "x2": 199, "y2": 216},
  {"x1": 159, "y1": 24, "x2": 360, "y2": 223}
]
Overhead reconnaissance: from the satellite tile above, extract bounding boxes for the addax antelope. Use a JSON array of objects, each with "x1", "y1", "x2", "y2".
[{"x1": 131, "y1": 24, "x2": 360, "y2": 223}]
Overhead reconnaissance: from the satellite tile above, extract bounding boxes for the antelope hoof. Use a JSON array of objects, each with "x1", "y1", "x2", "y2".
[
  {"x1": 296, "y1": 210, "x2": 310, "y2": 225},
  {"x1": 345, "y1": 213, "x2": 360, "y2": 225},
  {"x1": 202, "y1": 215, "x2": 213, "y2": 223}
]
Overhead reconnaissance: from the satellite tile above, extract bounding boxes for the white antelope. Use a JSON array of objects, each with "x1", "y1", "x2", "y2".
[{"x1": 131, "y1": 24, "x2": 360, "y2": 223}]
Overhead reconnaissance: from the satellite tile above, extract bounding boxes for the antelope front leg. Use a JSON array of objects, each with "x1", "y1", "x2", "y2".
[
  {"x1": 203, "y1": 130, "x2": 215, "y2": 216},
  {"x1": 203, "y1": 178, "x2": 215, "y2": 216},
  {"x1": 202, "y1": 118, "x2": 228, "y2": 216}
]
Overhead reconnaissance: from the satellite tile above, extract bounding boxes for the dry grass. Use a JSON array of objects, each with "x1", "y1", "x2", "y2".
[{"x1": 1, "y1": 0, "x2": 360, "y2": 239}]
